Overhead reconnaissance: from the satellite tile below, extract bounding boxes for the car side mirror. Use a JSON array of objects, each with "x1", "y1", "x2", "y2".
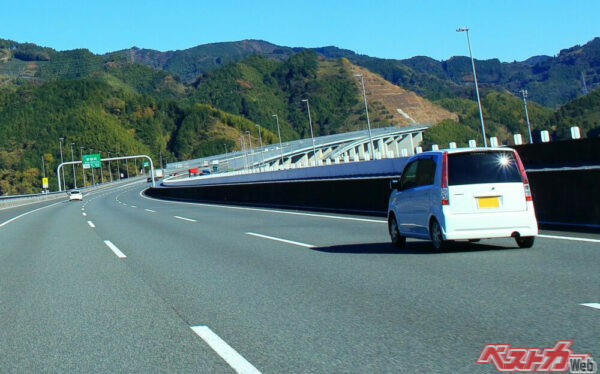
[{"x1": 390, "y1": 179, "x2": 400, "y2": 190}]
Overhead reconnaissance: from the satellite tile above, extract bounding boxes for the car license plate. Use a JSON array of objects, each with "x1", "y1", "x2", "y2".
[{"x1": 477, "y1": 196, "x2": 499, "y2": 208}]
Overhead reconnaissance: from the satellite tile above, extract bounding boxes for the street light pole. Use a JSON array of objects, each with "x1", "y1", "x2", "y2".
[
  {"x1": 301, "y1": 99, "x2": 317, "y2": 164},
  {"x1": 159, "y1": 150, "x2": 163, "y2": 176},
  {"x1": 457, "y1": 27, "x2": 487, "y2": 147},
  {"x1": 116, "y1": 153, "x2": 121, "y2": 180},
  {"x1": 70, "y1": 143, "x2": 76, "y2": 188},
  {"x1": 239, "y1": 136, "x2": 247, "y2": 170},
  {"x1": 520, "y1": 89, "x2": 533, "y2": 144},
  {"x1": 59, "y1": 138, "x2": 66, "y2": 189},
  {"x1": 255, "y1": 124, "x2": 265, "y2": 168},
  {"x1": 246, "y1": 130, "x2": 253, "y2": 170},
  {"x1": 107, "y1": 151, "x2": 113, "y2": 182},
  {"x1": 80, "y1": 147, "x2": 86, "y2": 187},
  {"x1": 272, "y1": 114, "x2": 284, "y2": 166},
  {"x1": 98, "y1": 151, "x2": 104, "y2": 183},
  {"x1": 353, "y1": 74, "x2": 375, "y2": 160},
  {"x1": 89, "y1": 148, "x2": 96, "y2": 185}
]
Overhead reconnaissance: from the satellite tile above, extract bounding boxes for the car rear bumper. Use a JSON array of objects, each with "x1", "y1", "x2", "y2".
[{"x1": 442, "y1": 208, "x2": 538, "y2": 240}]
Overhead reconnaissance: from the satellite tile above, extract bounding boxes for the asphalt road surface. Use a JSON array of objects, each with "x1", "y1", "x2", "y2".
[{"x1": 1, "y1": 181, "x2": 598, "y2": 373}]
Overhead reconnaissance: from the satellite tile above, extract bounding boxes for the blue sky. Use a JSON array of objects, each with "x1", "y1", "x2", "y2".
[{"x1": 2, "y1": 0, "x2": 598, "y2": 62}]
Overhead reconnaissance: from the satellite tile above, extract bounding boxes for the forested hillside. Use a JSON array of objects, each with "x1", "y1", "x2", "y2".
[
  {"x1": 0, "y1": 78, "x2": 275, "y2": 194},
  {"x1": 544, "y1": 87, "x2": 600, "y2": 139},
  {"x1": 0, "y1": 36, "x2": 598, "y2": 193}
]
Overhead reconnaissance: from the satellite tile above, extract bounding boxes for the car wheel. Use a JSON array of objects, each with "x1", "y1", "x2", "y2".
[
  {"x1": 430, "y1": 219, "x2": 447, "y2": 250},
  {"x1": 388, "y1": 216, "x2": 406, "y2": 247},
  {"x1": 515, "y1": 236, "x2": 535, "y2": 248}
]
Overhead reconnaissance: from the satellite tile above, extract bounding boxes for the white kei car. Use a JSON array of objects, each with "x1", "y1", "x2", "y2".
[{"x1": 387, "y1": 148, "x2": 538, "y2": 250}]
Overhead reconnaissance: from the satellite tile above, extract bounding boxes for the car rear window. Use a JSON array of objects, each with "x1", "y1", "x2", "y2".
[{"x1": 448, "y1": 151, "x2": 522, "y2": 186}]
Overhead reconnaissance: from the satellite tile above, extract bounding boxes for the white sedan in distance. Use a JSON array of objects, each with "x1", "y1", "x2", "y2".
[{"x1": 69, "y1": 190, "x2": 83, "y2": 201}]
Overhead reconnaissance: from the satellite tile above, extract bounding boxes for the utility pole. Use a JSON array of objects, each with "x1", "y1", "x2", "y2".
[
  {"x1": 520, "y1": 89, "x2": 533, "y2": 144},
  {"x1": 70, "y1": 143, "x2": 76, "y2": 188}
]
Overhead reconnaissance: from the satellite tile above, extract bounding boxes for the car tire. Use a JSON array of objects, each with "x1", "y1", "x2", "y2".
[
  {"x1": 388, "y1": 216, "x2": 406, "y2": 247},
  {"x1": 515, "y1": 236, "x2": 535, "y2": 248},
  {"x1": 430, "y1": 219, "x2": 447, "y2": 251}
]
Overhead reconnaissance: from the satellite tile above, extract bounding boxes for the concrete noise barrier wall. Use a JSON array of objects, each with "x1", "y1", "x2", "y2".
[{"x1": 147, "y1": 177, "x2": 393, "y2": 216}]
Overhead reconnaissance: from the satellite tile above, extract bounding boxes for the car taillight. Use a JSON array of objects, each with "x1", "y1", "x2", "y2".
[
  {"x1": 513, "y1": 150, "x2": 532, "y2": 202},
  {"x1": 441, "y1": 188, "x2": 449, "y2": 206},
  {"x1": 441, "y1": 152, "x2": 449, "y2": 205}
]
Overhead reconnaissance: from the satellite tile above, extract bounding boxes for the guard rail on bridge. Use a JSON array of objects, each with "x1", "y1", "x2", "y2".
[{"x1": 148, "y1": 138, "x2": 600, "y2": 229}]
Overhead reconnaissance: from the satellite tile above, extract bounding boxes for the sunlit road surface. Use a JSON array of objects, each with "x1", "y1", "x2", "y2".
[{"x1": 1, "y1": 181, "x2": 598, "y2": 373}]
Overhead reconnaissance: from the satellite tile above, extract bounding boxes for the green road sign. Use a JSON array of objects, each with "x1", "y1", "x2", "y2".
[
  {"x1": 143, "y1": 161, "x2": 149, "y2": 167},
  {"x1": 82, "y1": 153, "x2": 101, "y2": 169}
]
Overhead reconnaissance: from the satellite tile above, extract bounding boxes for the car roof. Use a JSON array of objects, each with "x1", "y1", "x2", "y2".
[{"x1": 414, "y1": 147, "x2": 515, "y2": 157}]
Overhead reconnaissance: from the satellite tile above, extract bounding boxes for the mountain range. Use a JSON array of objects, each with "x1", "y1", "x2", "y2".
[
  {"x1": 118, "y1": 38, "x2": 600, "y2": 108},
  {"x1": 0, "y1": 37, "x2": 598, "y2": 193}
]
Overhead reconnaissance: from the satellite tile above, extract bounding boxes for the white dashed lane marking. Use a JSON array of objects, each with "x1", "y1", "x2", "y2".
[
  {"x1": 246, "y1": 232, "x2": 315, "y2": 248},
  {"x1": 191, "y1": 325, "x2": 261, "y2": 374},
  {"x1": 580, "y1": 303, "x2": 600, "y2": 310},
  {"x1": 104, "y1": 240, "x2": 126, "y2": 259},
  {"x1": 174, "y1": 216, "x2": 197, "y2": 223}
]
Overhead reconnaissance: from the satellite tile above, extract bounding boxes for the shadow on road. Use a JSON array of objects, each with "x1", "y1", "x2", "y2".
[{"x1": 313, "y1": 241, "x2": 515, "y2": 254}]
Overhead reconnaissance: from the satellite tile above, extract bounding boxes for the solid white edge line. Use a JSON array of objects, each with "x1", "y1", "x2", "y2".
[
  {"x1": 580, "y1": 303, "x2": 600, "y2": 310},
  {"x1": 140, "y1": 189, "x2": 385, "y2": 224},
  {"x1": 144, "y1": 209, "x2": 156, "y2": 213},
  {"x1": 191, "y1": 325, "x2": 261, "y2": 374},
  {"x1": 87, "y1": 221, "x2": 95, "y2": 228},
  {"x1": 246, "y1": 232, "x2": 315, "y2": 248},
  {"x1": 0, "y1": 201, "x2": 64, "y2": 228},
  {"x1": 538, "y1": 234, "x2": 600, "y2": 244},
  {"x1": 174, "y1": 215, "x2": 197, "y2": 222},
  {"x1": 104, "y1": 240, "x2": 127, "y2": 259}
]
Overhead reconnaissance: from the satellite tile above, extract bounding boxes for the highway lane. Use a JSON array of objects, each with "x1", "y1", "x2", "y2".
[
  {"x1": 1, "y1": 181, "x2": 598, "y2": 373},
  {"x1": 0, "y1": 184, "x2": 231, "y2": 373},
  {"x1": 93, "y1": 183, "x2": 599, "y2": 372}
]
